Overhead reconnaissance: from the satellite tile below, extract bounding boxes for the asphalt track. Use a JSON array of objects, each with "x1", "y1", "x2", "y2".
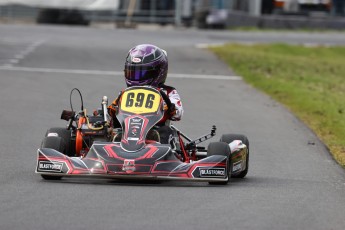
[{"x1": 1, "y1": 24, "x2": 345, "y2": 230}]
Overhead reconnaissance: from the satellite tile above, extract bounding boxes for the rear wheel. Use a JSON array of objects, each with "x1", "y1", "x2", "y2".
[
  {"x1": 220, "y1": 134, "x2": 249, "y2": 178},
  {"x1": 40, "y1": 135, "x2": 66, "y2": 180},
  {"x1": 45, "y1": 127, "x2": 73, "y2": 156},
  {"x1": 207, "y1": 142, "x2": 231, "y2": 185}
]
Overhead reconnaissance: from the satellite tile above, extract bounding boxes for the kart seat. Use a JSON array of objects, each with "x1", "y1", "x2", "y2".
[
  {"x1": 112, "y1": 129, "x2": 161, "y2": 143},
  {"x1": 146, "y1": 129, "x2": 160, "y2": 143}
]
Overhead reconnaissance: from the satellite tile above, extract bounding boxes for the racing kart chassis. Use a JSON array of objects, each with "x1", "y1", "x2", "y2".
[{"x1": 36, "y1": 87, "x2": 249, "y2": 184}]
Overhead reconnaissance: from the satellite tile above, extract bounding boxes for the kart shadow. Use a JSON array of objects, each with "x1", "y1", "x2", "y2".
[{"x1": 39, "y1": 176, "x2": 252, "y2": 188}]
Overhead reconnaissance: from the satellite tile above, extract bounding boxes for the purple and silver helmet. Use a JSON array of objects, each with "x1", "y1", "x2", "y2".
[{"x1": 124, "y1": 44, "x2": 168, "y2": 87}]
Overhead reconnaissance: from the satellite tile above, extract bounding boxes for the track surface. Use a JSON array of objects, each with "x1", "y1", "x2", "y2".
[{"x1": 1, "y1": 24, "x2": 345, "y2": 230}]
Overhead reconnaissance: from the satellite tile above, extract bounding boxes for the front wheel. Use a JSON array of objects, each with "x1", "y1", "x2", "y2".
[
  {"x1": 220, "y1": 134, "x2": 249, "y2": 178},
  {"x1": 44, "y1": 127, "x2": 73, "y2": 156},
  {"x1": 207, "y1": 142, "x2": 231, "y2": 185},
  {"x1": 39, "y1": 136, "x2": 65, "y2": 180}
]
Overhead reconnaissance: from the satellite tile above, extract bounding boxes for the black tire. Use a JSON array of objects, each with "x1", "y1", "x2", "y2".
[
  {"x1": 41, "y1": 174, "x2": 63, "y2": 180},
  {"x1": 45, "y1": 127, "x2": 73, "y2": 156},
  {"x1": 220, "y1": 134, "x2": 249, "y2": 178},
  {"x1": 207, "y1": 142, "x2": 231, "y2": 185},
  {"x1": 40, "y1": 136, "x2": 65, "y2": 180}
]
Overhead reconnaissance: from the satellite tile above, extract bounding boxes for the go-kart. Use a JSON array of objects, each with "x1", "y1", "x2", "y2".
[{"x1": 36, "y1": 86, "x2": 249, "y2": 185}]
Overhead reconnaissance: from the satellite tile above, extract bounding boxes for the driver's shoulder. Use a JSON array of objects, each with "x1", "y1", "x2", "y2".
[{"x1": 160, "y1": 84, "x2": 177, "y2": 93}]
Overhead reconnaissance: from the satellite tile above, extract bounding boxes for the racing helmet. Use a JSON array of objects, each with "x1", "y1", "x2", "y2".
[{"x1": 124, "y1": 44, "x2": 168, "y2": 87}]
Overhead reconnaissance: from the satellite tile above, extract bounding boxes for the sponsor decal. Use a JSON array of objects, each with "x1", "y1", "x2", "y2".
[
  {"x1": 38, "y1": 161, "x2": 63, "y2": 172},
  {"x1": 122, "y1": 159, "x2": 136, "y2": 173},
  {"x1": 47, "y1": 133, "x2": 58, "y2": 137},
  {"x1": 199, "y1": 167, "x2": 226, "y2": 178},
  {"x1": 132, "y1": 57, "x2": 141, "y2": 63},
  {"x1": 232, "y1": 160, "x2": 242, "y2": 173},
  {"x1": 229, "y1": 140, "x2": 246, "y2": 154},
  {"x1": 127, "y1": 117, "x2": 144, "y2": 140},
  {"x1": 131, "y1": 128, "x2": 138, "y2": 136}
]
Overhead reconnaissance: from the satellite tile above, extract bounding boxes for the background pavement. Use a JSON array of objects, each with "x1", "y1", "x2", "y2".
[{"x1": 0, "y1": 24, "x2": 345, "y2": 230}]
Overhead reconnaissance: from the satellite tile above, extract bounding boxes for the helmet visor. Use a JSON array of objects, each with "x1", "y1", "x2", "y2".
[{"x1": 124, "y1": 66, "x2": 160, "y2": 81}]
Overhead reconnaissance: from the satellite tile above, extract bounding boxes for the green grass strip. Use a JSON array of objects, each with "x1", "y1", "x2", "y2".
[{"x1": 210, "y1": 43, "x2": 345, "y2": 167}]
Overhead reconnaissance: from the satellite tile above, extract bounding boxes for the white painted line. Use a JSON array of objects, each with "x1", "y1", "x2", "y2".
[
  {"x1": 5, "y1": 39, "x2": 46, "y2": 67},
  {"x1": 197, "y1": 42, "x2": 335, "y2": 48},
  {"x1": 0, "y1": 66, "x2": 242, "y2": 81},
  {"x1": 9, "y1": 59, "x2": 19, "y2": 64},
  {"x1": 0, "y1": 66, "x2": 120, "y2": 75},
  {"x1": 2, "y1": 64, "x2": 13, "y2": 68},
  {"x1": 14, "y1": 54, "x2": 25, "y2": 59},
  {"x1": 169, "y1": 73, "x2": 241, "y2": 80},
  {"x1": 195, "y1": 43, "x2": 225, "y2": 49}
]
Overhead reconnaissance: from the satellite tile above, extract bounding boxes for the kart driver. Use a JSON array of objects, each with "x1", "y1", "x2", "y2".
[{"x1": 108, "y1": 44, "x2": 184, "y2": 144}]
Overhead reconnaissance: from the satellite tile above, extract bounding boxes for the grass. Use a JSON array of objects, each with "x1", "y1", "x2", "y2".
[{"x1": 210, "y1": 43, "x2": 345, "y2": 167}]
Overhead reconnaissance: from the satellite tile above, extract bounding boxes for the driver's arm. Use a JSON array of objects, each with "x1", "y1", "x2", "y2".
[
  {"x1": 168, "y1": 89, "x2": 183, "y2": 121},
  {"x1": 107, "y1": 91, "x2": 123, "y2": 119}
]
